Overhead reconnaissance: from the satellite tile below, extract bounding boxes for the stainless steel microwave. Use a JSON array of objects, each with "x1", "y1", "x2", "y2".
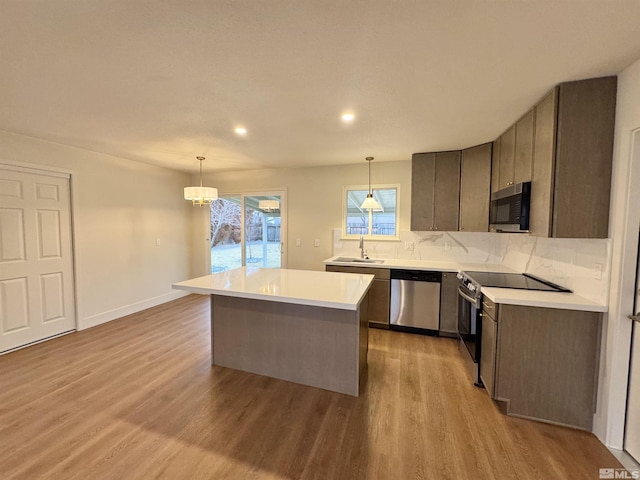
[{"x1": 489, "y1": 181, "x2": 531, "y2": 233}]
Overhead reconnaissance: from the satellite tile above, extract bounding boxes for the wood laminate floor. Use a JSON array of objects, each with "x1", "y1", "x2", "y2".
[{"x1": 0, "y1": 295, "x2": 623, "y2": 479}]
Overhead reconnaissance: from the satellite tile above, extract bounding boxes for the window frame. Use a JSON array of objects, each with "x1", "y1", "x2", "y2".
[{"x1": 341, "y1": 184, "x2": 400, "y2": 241}]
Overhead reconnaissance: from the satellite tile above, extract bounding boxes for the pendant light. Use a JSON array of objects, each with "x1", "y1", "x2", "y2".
[
  {"x1": 360, "y1": 156, "x2": 382, "y2": 211},
  {"x1": 184, "y1": 156, "x2": 218, "y2": 206},
  {"x1": 258, "y1": 199, "x2": 280, "y2": 212}
]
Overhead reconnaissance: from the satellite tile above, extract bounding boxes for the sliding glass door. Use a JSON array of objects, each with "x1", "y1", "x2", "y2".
[{"x1": 209, "y1": 191, "x2": 285, "y2": 272}]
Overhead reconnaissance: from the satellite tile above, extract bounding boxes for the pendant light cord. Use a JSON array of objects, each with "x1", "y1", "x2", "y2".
[{"x1": 197, "y1": 156, "x2": 205, "y2": 188}]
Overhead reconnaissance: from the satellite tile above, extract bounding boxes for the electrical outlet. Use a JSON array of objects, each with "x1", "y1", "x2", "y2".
[
  {"x1": 444, "y1": 241, "x2": 452, "y2": 251},
  {"x1": 295, "y1": 238, "x2": 301, "y2": 247},
  {"x1": 593, "y1": 263, "x2": 603, "y2": 280},
  {"x1": 155, "y1": 238, "x2": 161, "y2": 246},
  {"x1": 314, "y1": 239, "x2": 320, "y2": 247},
  {"x1": 404, "y1": 242, "x2": 415, "y2": 251}
]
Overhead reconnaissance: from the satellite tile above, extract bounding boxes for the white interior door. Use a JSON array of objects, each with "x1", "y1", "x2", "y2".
[
  {"x1": 0, "y1": 167, "x2": 76, "y2": 353},
  {"x1": 625, "y1": 231, "x2": 640, "y2": 462}
]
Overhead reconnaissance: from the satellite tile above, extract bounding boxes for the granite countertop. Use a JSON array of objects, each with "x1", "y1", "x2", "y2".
[
  {"x1": 323, "y1": 256, "x2": 607, "y2": 312},
  {"x1": 172, "y1": 267, "x2": 374, "y2": 311}
]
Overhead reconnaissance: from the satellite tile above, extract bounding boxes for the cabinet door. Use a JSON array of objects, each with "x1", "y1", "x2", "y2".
[
  {"x1": 368, "y1": 279, "x2": 390, "y2": 327},
  {"x1": 530, "y1": 88, "x2": 557, "y2": 237},
  {"x1": 325, "y1": 266, "x2": 390, "y2": 328},
  {"x1": 480, "y1": 312, "x2": 497, "y2": 397},
  {"x1": 498, "y1": 126, "x2": 516, "y2": 189},
  {"x1": 491, "y1": 137, "x2": 501, "y2": 194},
  {"x1": 553, "y1": 77, "x2": 617, "y2": 238},
  {"x1": 514, "y1": 109, "x2": 534, "y2": 184},
  {"x1": 411, "y1": 153, "x2": 436, "y2": 231},
  {"x1": 460, "y1": 143, "x2": 492, "y2": 232},
  {"x1": 495, "y1": 304, "x2": 601, "y2": 430},
  {"x1": 439, "y1": 272, "x2": 459, "y2": 336},
  {"x1": 433, "y1": 151, "x2": 461, "y2": 231}
]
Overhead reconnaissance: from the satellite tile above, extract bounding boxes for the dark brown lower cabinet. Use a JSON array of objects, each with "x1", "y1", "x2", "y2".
[
  {"x1": 480, "y1": 299, "x2": 601, "y2": 430},
  {"x1": 480, "y1": 308, "x2": 497, "y2": 397},
  {"x1": 325, "y1": 265, "x2": 390, "y2": 328},
  {"x1": 439, "y1": 272, "x2": 458, "y2": 337}
]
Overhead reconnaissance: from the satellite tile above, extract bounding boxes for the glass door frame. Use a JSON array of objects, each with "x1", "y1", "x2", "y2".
[{"x1": 205, "y1": 189, "x2": 287, "y2": 272}]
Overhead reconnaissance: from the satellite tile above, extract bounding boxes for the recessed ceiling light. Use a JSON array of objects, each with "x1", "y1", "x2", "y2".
[
  {"x1": 234, "y1": 127, "x2": 247, "y2": 136},
  {"x1": 341, "y1": 112, "x2": 355, "y2": 123}
]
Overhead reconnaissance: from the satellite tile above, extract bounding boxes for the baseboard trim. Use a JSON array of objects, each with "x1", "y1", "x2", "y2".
[
  {"x1": 608, "y1": 447, "x2": 640, "y2": 472},
  {"x1": 79, "y1": 290, "x2": 191, "y2": 330}
]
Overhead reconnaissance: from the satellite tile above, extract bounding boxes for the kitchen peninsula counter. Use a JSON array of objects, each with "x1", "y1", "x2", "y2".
[
  {"x1": 173, "y1": 267, "x2": 374, "y2": 396},
  {"x1": 323, "y1": 256, "x2": 607, "y2": 312}
]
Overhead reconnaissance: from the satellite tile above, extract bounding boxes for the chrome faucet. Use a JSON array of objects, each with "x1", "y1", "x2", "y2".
[{"x1": 359, "y1": 236, "x2": 368, "y2": 259}]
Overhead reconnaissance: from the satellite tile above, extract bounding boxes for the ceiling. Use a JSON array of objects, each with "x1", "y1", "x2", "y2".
[{"x1": 2, "y1": 1, "x2": 640, "y2": 174}]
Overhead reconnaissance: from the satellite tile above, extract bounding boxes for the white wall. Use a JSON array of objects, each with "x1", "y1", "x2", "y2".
[
  {"x1": 193, "y1": 160, "x2": 411, "y2": 274},
  {"x1": 594, "y1": 58, "x2": 640, "y2": 448},
  {"x1": 0, "y1": 130, "x2": 193, "y2": 330}
]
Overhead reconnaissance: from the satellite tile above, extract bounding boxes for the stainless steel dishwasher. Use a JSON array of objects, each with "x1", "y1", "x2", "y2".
[{"x1": 389, "y1": 270, "x2": 441, "y2": 334}]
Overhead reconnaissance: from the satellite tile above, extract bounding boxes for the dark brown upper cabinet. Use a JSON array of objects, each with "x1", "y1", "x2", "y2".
[
  {"x1": 411, "y1": 151, "x2": 461, "y2": 231},
  {"x1": 493, "y1": 110, "x2": 534, "y2": 192},
  {"x1": 530, "y1": 77, "x2": 617, "y2": 238},
  {"x1": 460, "y1": 143, "x2": 492, "y2": 232}
]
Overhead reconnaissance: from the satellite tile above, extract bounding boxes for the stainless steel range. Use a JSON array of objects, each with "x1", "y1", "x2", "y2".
[{"x1": 456, "y1": 270, "x2": 571, "y2": 386}]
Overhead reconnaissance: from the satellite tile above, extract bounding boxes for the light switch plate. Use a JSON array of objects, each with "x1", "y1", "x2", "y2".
[{"x1": 314, "y1": 239, "x2": 320, "y2": 247}]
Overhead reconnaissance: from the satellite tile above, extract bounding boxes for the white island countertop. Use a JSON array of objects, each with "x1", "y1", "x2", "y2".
[{"x1": 172, "y1": 267, "x2": 374, "y2": 311}]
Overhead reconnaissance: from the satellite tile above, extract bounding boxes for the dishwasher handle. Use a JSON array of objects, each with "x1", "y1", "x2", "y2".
[{"x1": 390, "y1": 269, "x2": 442, "y2": 282}]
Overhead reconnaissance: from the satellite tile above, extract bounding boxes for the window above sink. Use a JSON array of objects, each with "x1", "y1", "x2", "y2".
[{"x1": 342, "y1": 185, "x2": 400, "y2": 241}]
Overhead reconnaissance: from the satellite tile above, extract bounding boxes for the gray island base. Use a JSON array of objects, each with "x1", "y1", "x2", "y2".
[
  {"x1": 211, "y1": 293, "x2": 369, "y2": 396},
  {"x1": 172, "y1": 268, "x2": 374, "y2": 397}
]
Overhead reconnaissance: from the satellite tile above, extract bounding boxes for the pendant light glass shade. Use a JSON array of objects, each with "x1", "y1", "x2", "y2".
[
  {"x1": 361, "y1": 193, "x2": 382, "y2": 211},
  {"x1": 184, "y1": 186, "x2": 218, "y2": 205},
  {"x1": 258, "y1": 199, "x2": 280, "y2": 211},
  {"x1": 184, "y1": 156, "x2": 218, "y2": 206},
  {"x1": 360, "y1": 156, "x2": 382, "y2": 211}
]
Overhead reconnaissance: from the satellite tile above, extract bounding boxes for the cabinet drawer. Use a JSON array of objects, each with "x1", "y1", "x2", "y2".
[
  {"x1": 325, "y1": 265, "x2": 390, "y2": 280},
  {"x1": 482, "y1": 297, "x2": 496, "y2": 319}
]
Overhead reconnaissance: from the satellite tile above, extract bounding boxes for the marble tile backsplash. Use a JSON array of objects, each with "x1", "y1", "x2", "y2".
[
  {"x1": 498, "y1": 235, "x2": 611, "y2": 304},
  {"x1": 332, "y1": 229, "x2": 611, "y2": 304}
]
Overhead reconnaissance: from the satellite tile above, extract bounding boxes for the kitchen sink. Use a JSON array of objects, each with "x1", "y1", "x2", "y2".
[{"x1": 333, "y1": 257, "x2": 384, "y2": 264}]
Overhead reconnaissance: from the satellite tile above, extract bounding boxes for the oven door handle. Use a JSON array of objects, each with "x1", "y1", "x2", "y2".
[{"x1": 457, "y1": 285, "x2": 481, "y2": 307}]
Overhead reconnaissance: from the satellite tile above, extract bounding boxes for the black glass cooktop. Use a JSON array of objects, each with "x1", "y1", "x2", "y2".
[{"x1": 464, "y1": 272, "x2": 572, "y2": 292}]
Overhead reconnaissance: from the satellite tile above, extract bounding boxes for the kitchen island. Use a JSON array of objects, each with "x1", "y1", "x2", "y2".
[{"x1": 172, "y1": 267, "x2": 374, "y2": 396}]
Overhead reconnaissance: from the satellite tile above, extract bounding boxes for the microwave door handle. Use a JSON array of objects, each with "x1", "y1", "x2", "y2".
[{"x1": 457, "y1": 285, "x2": 480, "y2": 305}]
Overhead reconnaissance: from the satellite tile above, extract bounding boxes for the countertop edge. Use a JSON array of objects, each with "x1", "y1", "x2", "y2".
[
  {"x1": 172, "y1": 274, "x2": 375, "y2": 311},
  {"x1": 481, "y1": 287, "x2": 608, "y2": 313},
  {"x1": 323, "y1": 257, "x2": 515, "y2": 273},
  {"x1": 323, "y1": 257, "x2": 607, "y2": 313}
]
